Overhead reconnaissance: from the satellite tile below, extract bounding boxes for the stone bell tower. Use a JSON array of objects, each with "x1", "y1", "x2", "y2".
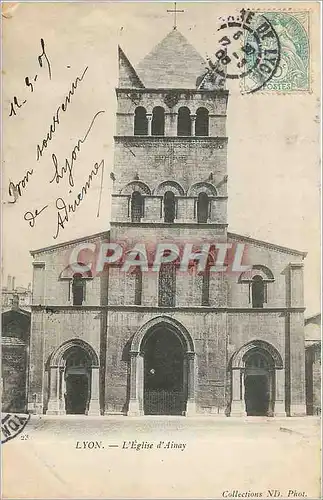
[
  {"x1": 111, "y1": 28, "x2": 228, "y2": 230},
  {"x1": 105, "y1": 28, "x2": 230, "y2": 416}
]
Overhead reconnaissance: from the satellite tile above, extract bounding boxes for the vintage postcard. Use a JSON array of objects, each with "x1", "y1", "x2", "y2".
[{"x1": 1, "y1": 1, "x2": 321, "y2": 499}]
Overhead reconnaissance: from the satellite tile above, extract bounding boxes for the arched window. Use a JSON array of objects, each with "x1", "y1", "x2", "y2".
[
  {"x1": 72, "y1": 274, "x2": 85, "y2": 305},
  {"x1": 158, "y1": 262, "x2": 176, "y2": 307},
  {"x1": 164, "y1": 191, "x2": 176, "y2": 223},
  {"x1": 177, "y1": 107, "x2": 191, "y2": 136},
  {"x1": 252, "y1": 275, "x2": 265, "y2": 308},
  {"x1": 134, "y1": 107, "x2": 148, "y2": 135},
  {"x1": 152, "y1": 106, "x2": 165, "y2": 136},
  {"x1": 134, "y1": 268, "x2": 142, "y2": 305},
  {"x1": 195, "y1": 107, "x2": 209, "y2": 136},
  {"x1": 131, "y1": 191, "x2": 143, "y2": 222},
  {"x1": 197, "y1": 192, "x2": 209, "y2": 223}
]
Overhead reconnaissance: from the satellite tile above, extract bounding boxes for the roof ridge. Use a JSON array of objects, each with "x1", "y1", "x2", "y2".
[
  {"x1": 228, "y1": 231, "x2": 307, "y2": 257},
  {"x1": 30, "y1": 231, "x2": 110, "y2": 256}
]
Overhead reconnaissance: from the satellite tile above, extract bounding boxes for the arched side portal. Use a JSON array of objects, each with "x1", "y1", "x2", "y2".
[
  {"x1": 128, "y1": 317, "x2": 196, "y2": 416},
  {"x1": 229, "y1": 340, "x2": 285, "y2": 417},
  {"x1": 46, "y1": 339, "x2": 100, "y2": 416}
]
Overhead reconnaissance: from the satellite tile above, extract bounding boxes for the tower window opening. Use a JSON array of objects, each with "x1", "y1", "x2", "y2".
[
  {"x1": 72, "y1": 274, "x2": 86, "y2": 306},
  {"x1": 195, "y1": 107, "x2": 209, "y2": 136},
  {"x1": 131, "y1": 191, "x2": 144, "y2": 222},
  {"x1": 134, "y1": 107, "x2": 148, "y2": 135},
  {"x1": 252, "y1": 275, "x2": 265, "y2": 308},
  {"x1": 177, "y1": 107, "x2": 191, "y2": 136},
  {"x1": 197, "y1": 192, "x2": 209, "y2": 223},
  {"x1": 164, "y1": 191, "x2": 176, "y2": 223},
  {"x1": 152, "y1": 106, "x2": 165, "y2": 136},
  {"x1": 158, "y1": 262, "x2": 176, "y2": 307},
  {"x1": 134, "y1": 268, "x2": 143, "y2": 305},
  {"x1": 201, "y1": 266, "x2": 210, "y2": 306}
]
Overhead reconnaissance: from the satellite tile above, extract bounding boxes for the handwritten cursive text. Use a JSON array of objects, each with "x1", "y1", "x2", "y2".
[
  {"x1": 50, "y1": 110, "x2": 105, "y2": 188},
  {"x1": 36, "y1": 66, "x2": 88, "y2": 161},
  {"x1": 24, "y1": 205, "x2": 49, "y2": 227},
  {"x1": 8, "y1": 170, "x2": 34, "y2": 203},
  {"x1": 53, "y1": 159, "x2": 104, "y2": 239},
  {"x1": 9, "y1": 38, "x2": 51, "y2": 117}
]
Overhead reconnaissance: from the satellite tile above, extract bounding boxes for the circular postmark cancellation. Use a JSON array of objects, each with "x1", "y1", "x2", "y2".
[
  {"x1": 1, "y1": 412, "x2": 31, "y2": 444},
  {"x1": 212, "y1": 9, "x2": 281, "y2": 93}
]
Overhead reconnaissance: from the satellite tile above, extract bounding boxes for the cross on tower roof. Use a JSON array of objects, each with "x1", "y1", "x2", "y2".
[{"x1": 167, "y1": 2, "x2": 184, "y2": 30}]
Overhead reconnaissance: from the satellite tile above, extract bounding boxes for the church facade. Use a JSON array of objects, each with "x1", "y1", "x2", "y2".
[{"x1": 27, "y1": 30, "x2": 307, "y2": 417}]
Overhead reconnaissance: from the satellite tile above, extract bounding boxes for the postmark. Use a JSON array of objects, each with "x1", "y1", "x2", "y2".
[
  {"x1": 211, "y1": 9, "x2": 281, "y2": 93},
  {"x1": 1, "y1": 412, "x2": 31, "y2": 444},
  {"x1": 210, "y1": 9, "x2": 310, "y2": 93}
]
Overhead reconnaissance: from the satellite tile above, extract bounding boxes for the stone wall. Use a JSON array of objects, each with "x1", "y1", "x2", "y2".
[
  {"x1": 2, "y1": 343, "x2": 28, "y2": 413},
  {"x1": 105, "y1": 309, "x2": 227, "y2": 414},
  {"x1": 28, "y1": 309, "x2": 103, "y2": 413},
  {"x1": 1, "y1": 309, "x2": 30, "y2": 413}
]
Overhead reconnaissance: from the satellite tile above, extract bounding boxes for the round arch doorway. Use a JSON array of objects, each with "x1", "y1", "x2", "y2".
[
  {"x1": 230, "y1": 340, "x2": 285, "y2": 417},
  {"x1": 46, "y1": 339, "x2": 100, "y2": 416},
  {"x1": 64, "y1": 347, "x2": 91, "y2": 415},
  {"x1": 244, "y1": 350, "x2": 274, "y2": 416},
  {"x1": 143, "y1": 326, "x2": 186, "y2": 415}
]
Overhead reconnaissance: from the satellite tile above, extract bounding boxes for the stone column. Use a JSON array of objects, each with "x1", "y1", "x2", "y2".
[
  {"x1": 88, "y1": 367, "x2": 100, "y2": 415},
  {"x1": 128, "y1": 351, "x2": 141, "y2": 416},
  {"x1": 288, "y1": 263, "x2": 306, "y2": 416},
  {"x1": 164, "y1": 112, "x2": 174, "y2": 136},
  {"x1": 58, "y1": 368, "x2": 66, "y2": 414},
  {"x1": 46, "y1": 367, "x2": 60, "y2": 415},
  {"x1": 274, "y1": 369, "x2": 286, "y2": 416},
  {"x1": 137, "y1": 354, "x2": 144, "y2": 414},
  {"x1": 147, "y1": 114, "x2": 153, "y2": 136},
  {"x1": 28, "y1": 263, "x2": 45, "y2": 415},
  {"x1": 230, "y1": 369, "x2": 246, "y2": 416},
  {"x1": 190, "y1": 115, "x2": 196, "y2": 136},
  {"x1": 186, "y1": 352, "x2": 196, "y2": 415}
]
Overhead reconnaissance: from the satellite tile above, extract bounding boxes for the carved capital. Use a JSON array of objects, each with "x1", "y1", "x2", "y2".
[{"x1": 163, "y1": 92, "x2": 180, "y2": 109}]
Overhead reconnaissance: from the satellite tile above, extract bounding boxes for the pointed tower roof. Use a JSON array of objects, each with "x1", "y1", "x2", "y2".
[
  {"x1": 136, "y1": 29, "x2": 207, "y2": 89},
  {"x1": 118, "y1": 46, "x2": 145, "y2": 89}
]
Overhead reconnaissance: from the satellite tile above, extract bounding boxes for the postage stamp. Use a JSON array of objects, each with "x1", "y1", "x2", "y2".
[
  {"x1": 247, "y1": 11, "x2": 311, "y2": 92},
  {"x1": 212, "y1": 9, "x2": 310, "y2": 93}
]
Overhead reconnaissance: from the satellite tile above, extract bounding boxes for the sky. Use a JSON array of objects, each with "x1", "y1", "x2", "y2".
[{"x1": 2, "y1": 2, "x2": 321, "y2": 315}]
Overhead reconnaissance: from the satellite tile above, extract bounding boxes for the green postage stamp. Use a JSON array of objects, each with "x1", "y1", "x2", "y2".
[{"x1": 245, "y1": 11, "x2": 311, "y2": 92}]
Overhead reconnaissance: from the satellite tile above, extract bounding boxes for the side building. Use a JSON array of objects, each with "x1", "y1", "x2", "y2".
[{"x1": 305, "y1": 313, "x2": 321, "y2": 415}]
